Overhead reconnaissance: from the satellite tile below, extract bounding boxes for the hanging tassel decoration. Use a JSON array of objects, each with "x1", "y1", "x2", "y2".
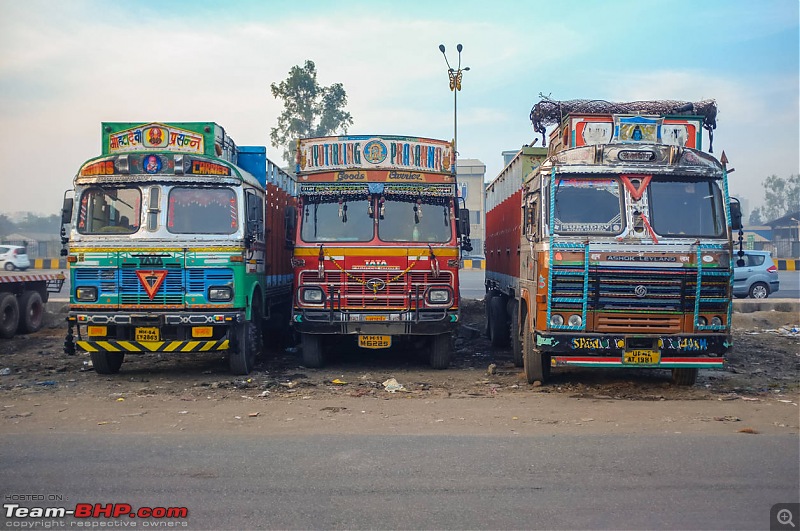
[
  {"x1": 379, "y1": 196, "x2": 385, "y2": 219},
  {"x1": 342, "y1": 202, "x2": 348, "y2": 223}
]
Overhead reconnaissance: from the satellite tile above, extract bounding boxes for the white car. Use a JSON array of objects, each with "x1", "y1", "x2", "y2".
[{"x1": 0, "y1": 245, "x2": 31, "y2": 271}]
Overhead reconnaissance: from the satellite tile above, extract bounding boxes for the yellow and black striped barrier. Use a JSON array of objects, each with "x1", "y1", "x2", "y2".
[
  {"x1": 31, "y1": 258, "x2": 68, "y2": 269},
  {"x1": 462, "y1": 259, "x2": 485, "y2": 270},
  {"x1": 775, "y1": 259, "x2": 799, "y2": 271}
]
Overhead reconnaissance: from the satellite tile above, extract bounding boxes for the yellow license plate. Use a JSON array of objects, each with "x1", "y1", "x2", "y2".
[
  {"x1": 358, "y1": 335, "x2": 391, "y2": 349},
  {"x1": 623, "y1": 350, "x2": 660, "y2": 364},
  {"x1": 135, "y1": 327, "x2": 160, "y2": 342},
  {"x1": 365, "y1": 315, "x2": 387, "y2": 321}
]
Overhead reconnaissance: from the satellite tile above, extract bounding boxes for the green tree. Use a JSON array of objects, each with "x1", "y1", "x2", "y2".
[
  {"x1": 760, "y1": 174, "x2": 800, "y2": 221},
  {"x1": 749, "y1": 207, "x2": 763, "y2": 225},
  {"x1": 0, "y1": 214, "x2": 15, "y2": 237},
  {"x1": 269, "y1": 60, "x2": 354, "y2": 165}
]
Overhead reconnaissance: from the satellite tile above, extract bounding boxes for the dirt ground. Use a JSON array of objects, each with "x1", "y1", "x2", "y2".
[{"x1": 1, "y1": 300, "x2": 798, "y2": 435}]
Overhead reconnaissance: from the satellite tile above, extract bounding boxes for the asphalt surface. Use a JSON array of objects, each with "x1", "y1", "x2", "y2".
[{"x1": 1, "y1": 433, "x2": 797, "y2": 530}]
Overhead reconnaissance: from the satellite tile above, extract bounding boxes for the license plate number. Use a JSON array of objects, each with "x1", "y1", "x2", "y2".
[
  {"x1": 623, "y1": 349, "x2": 660, "y2": 365},
  {"x1": 135, "y1": 327, "x2": 160, "y2": 342},
  {"x1": 358, "y1": 335, "x2": 391, "y2": 349}
]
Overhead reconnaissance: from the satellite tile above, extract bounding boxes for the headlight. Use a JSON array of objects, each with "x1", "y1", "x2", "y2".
[
  {"x1": 301, "y1": 287, "x2": 325, "y2": 303},
  {"x1": 711, "y1": 316, "x2": 723, "y2": 326},
  {"x1": 75, "y1": 286, "x2": 97, "y2": 302},
  {"x1": 568, "y1": 314, "x2": 583, "y2": 327},
  {"x1": 208, "y1": 286, "x2": 233, "y2": 302},
  {"x1": 426, "y1": 288, "x2": 452, "y2": 305},
  {"x1": 697, "y1": 316, "x2": 708, "y2": 326},
  {"x1": 550, "y1": 314, "x2": 564, "y2": 327}
]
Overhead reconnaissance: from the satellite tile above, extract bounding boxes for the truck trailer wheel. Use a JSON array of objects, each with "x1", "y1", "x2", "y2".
[
  {"x1": 671, "y1": 368, "x2": 698, "y2": 386},
  {"x1": 91, "y1": 351, "x2": 124, "y2": 374},
  {"x1": 429, "y1": 333, "x2": 453, "y2": 369},
  {"x1": 483, "y1": 291, "x2": 496, "y2": 338},
  {"x1": 523, "y1": 326, "x2": 550, "y2": 384},
  {"x1": 510, "y1": 306, "x2": 523, "y2": 367},
  {"x1": 17, "y1": 290, "x2": 44, "y2": 334},
  {"x1": 230, "y1": 304, "x2": 263, "y2": 375},
  {"x1": 0, "y1": 292, "x2": 20, "y2": 339},
  {"x1": 488, "y1": 295, "x2": 509, "y2": 347},
  {"x1": 301, "y1": 333, "x2": 324, "y2": 368}
]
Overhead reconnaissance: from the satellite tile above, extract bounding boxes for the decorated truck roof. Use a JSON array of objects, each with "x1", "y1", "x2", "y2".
[
  {"x1": 295, "y1": 135, "x2": 455, "y2": 183},
  {"x1": 529, "y1": 98, "x2": 719, "y2": 154},
  {"x1": 74, "y1": 122, "x2": 292, "y2": 190}
]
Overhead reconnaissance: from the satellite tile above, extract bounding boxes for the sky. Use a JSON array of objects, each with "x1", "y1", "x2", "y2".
[{"x1": 0, "y1": 0, "x2": 797, "y2": 219}]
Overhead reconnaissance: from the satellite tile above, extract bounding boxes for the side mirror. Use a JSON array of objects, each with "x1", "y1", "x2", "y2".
[
  {"x1": 61, "y1": 197, "x2": 74, "y2": 225},
  {"x1": 729, "y1": 198, "x2": 743, "y2": 231},
  {"x1": 458, "y1": 208, "x2": 471, "y2": 237},
  {"x1": 730, "y1": 197, "x2": 745, "y2": 266},
  {"x1": 284, "y1": 205, "x2": 297, "y2": 250}
]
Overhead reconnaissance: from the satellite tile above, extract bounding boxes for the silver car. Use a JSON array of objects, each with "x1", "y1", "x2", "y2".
[
  {"x1": 0, "y1": 245, "x2": 31, "y2": 271},
  {"x1": 733, "y1": 250, "x2": 780, "y2": 299}
]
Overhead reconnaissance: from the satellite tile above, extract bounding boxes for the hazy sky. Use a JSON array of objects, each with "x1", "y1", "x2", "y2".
[{"x1": 1, "y1": 0, "x2": 797, "y2": 217}]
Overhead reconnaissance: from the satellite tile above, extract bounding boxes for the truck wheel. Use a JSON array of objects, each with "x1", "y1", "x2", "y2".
[
  {"x1": 510, "y1": 306, "x2": 523, "y2": 367},
  {"x1": 18, "y1": 291, "x2": 44, "y2": 334},
  {"x1": 523, "y1": 325, "x2": 550, "y2": 384},
  {"x1": 230, "y1": 311, "x2": 262, "y2": 376},
  {"x1": 429, "y1": 333, "x2": 453, "y2": 369},
  {"x1": 671, "y1": 368, "x2": 698, "y2": 386},
  {"x1": 0, "y1": 292, "x2": 20, "y2": 339},
  {"x1": 489, "y1": 295, "x2": 509, "y2": 347},
  {"x1": 483, "y1": 292, "x2": 496, "y2": 338},
  {"x1": 91, "y1": 351, "x2": 124, "y2": 374},
  {"x1": 301, "y1": 333, "x2": 324, "y2": 368}
]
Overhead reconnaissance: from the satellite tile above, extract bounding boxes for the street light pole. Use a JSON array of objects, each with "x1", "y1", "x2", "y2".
[{"x1": 438, "y1": 44, "x2": 469, "y2": 172}]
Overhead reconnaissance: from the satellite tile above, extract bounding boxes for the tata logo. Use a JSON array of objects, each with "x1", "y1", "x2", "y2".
[
  {"x1": 365, "y1": 278, "x2": 386, "y2": 292},
  {"x1": 139, "y1": 256, "x2": 164, "y2": 266},
  {"x1": 365, "y1": 259, "x2": 387, "y2": 267}
]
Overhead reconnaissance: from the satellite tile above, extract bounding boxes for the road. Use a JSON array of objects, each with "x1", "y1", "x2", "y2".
[
  {"x1": 1, "y1": 433, "x2": 797, "y2": 530},
  {"x1": 459, "y1": 268, "x2": 800, "y2": 300}
]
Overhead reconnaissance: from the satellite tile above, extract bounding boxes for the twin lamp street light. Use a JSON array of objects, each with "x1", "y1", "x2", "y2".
[{"x1": 438, "y1": 44, "x2": 469, "y2": 167}]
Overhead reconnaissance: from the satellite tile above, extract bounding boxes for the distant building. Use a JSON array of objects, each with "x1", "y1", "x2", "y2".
[{"x1": 456, "y1": 158, "x2": 486, "y2": 256}]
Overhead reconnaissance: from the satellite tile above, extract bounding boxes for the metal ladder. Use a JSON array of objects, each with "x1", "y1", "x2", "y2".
[{"x1": 693, "y1": 243, "x2": 730, "y2": 332}]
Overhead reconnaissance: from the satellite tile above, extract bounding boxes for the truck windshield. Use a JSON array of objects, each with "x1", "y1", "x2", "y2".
[
  {"x1": 300, "y1": 200, "x2": 373, "y2": 242},
  {"x1": 167, "y1": 187, "x2": 238, "y2": 234},
  {"x1": 553, "y1": 178, "x2": 623, "y2": 234},
  {"x1": 648, "y1": 180, "x2": 725, "y2": 237},
  {"x1": 77, "y1": 186, "x2": 141, "y2": 235},
  {"x1": 378, "y1": 198, "x2": 452, "y2": 242}
]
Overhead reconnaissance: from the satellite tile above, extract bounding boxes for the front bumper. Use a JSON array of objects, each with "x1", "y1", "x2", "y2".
[
  {"x1": 536, "y1": 331, "x2": 731, "y2": 369},
  {"x1": 292, "y1": 308, "x2": 459, "y2": 335}
]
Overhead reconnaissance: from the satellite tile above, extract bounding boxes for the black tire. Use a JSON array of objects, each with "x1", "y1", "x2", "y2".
[
  {"x1": 489, "y1": 295, "x2": 509, "y2": 347},
  {"x1": 671, "y1": 368, "x2": 698, "y2": 386},
  {"x1": 523, "y1": 324, "x2": 550, "y2": 384},
  {"x1": 483, "y1": 291, "x2": 496, "y2": 338},
  {"x1": 429, "y1": 333, "x2": 453, "y2": 369},
  {"x1": 4, "y1": 263, "x2": 14, "y2": 271},
  {"x1": 510, "y1": 305, "x2": 523, "y2": 367},
  {"x1": 0, "y1": 292, "x2": 20, "y2": 339},
  {"x1": 748, "y1": 282, "x2": 769, "y2": 299},
  {"x1": 301, "y1": 333, "x2": 324, "y2": 368},
  {"x1": 17, "y1": 291, "x2": 44, "y2": 334},
  {"x1": 229, "y1": 302, "x2": 263, "y2": 375},
  {"x1": 91, "y1": 351, "x2": 124, "y2": 374}
]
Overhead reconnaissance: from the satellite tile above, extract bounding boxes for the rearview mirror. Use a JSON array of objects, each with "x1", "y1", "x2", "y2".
[
  {"x1": 729, "y1": 198, "x2": 743, "y2": 231},
  {"x1": 284, "y1": 205, "x2": 297, "y2": 250},
  {"x1": 61, "y1": 197, "x2": 73, "y2": 225}
]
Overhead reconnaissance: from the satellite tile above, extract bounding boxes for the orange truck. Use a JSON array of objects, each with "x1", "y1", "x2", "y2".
[
  {"x1": 484, "y1": 98, "x2": 743, "y2": 386},
  {"x1": 290, "y1": 135, "x2": 472, "y2": 368}
]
